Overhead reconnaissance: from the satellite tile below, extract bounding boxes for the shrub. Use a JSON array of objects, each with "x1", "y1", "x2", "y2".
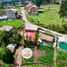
[{"x1": 2, "y1": 63, "x2": 10, "y2": 67}]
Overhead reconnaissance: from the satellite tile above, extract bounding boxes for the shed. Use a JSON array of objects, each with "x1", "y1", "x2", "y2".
[{"x1": 7, "y1": 44, "x2": 16, "y2": 52}]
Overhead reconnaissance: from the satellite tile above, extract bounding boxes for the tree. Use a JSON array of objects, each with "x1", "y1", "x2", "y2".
[
  {"x1": 2, "y1": 63, "x2": 10, "y2": 67},
  {"x1": 8, "y1": 34, "x2": 22, "y2": 44},
  {"x1": 0, "y1": 31, "x2": 7, "y2": 47},
  {"x1": 33, "y1": 0, "x2": 44, "y2": 7},
  {"x1": 0, "y1": 48, "x2": 14, "y2": 64},
  {"x1": 59, "y1": 0, "x2": 67, "y2": 25},
  {"x1": 0, "y1": 28, "x2": 22, "y2": 47},
  {"x1": 34, "y1": 29, "x2": 39, "y2": 62},
  {"x1": 45, "y1": 0, "x2": 52, "y2": 11}
]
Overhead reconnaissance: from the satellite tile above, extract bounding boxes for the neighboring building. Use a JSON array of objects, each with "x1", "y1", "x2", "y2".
[
  {"x1": 58, "y1": 35, "x2": 67, "y2": 43},
  {"x1": 0, "y1": 15, "x2": 8, "y2": 20},
  {"x1": 0, "y1": 9, "x2": 16, "y2": 20},
  {"x1": 0, "y1": 11, "x2": 8, "y2": 20},
  {"x1": 0, "y1": 11, "x2": 5, "y2": 16},
  {"x1": 6, "y1": 9, "x2": 16, "y2": 19},
  {"x1": 0, "y1": 26, "x2": 13, "y2": 32},
  {"x1": 26, "y1": 2, "x2": 38, "y2": 14},
  {"x1": 5, "y1": 4, "x2": 13, "y2": 9},
  {"x1": 0, "y1": 0, "x2": 20, "y2": 3}
]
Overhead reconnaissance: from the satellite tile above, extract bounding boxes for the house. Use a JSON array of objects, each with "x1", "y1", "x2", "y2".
[
  {"x1": 26, "y1": 2, "x2": 38, "y2": 14},
  {"x1": 0, "y1": 11, "x2": 8, "y2": 20},
  {"x1": 6, "y1": 9, "x2": 16, "y2": 19},
  {"x1": 0, "y1": 26, "x2": 13, "y2": 32},
  {"x1": 24, "y1": 23, "x2": 38, "y2": 40}
]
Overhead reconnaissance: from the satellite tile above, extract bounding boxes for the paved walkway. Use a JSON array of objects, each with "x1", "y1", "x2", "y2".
[{"x1": 14, "y1": 46, "x2": 22, "y2": 67}]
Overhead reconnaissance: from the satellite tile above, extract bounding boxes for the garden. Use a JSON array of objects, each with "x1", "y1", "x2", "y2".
[{"x1": 22, "y1": 45, "x2": 54, "y2": 65}]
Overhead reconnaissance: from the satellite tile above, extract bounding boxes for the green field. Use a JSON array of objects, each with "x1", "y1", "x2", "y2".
[
  {"x1": 27, "y1": 5, "x2": 63, "y2": 25},
  {"x1": 0, "y1": 19, "x2": 22, "y2": 28}
]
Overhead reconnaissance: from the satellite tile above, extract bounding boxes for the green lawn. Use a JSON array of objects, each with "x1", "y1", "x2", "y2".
[
  {"x1": 0, "y1": 19, "x2": 23, "y2": 28},
  {"x1": 56, "y1": 50, "x2": 67, "y2": 67},
  {"x1": 38, "y1": 45, "x2": 53, "y2": 63}
]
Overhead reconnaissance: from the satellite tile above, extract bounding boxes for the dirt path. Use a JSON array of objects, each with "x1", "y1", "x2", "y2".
[{"x1": 14, "y1": 46, "x2": 22, "y2": 67}]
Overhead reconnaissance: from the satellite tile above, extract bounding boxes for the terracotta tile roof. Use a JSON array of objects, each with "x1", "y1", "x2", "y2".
[{"x1": 39, "y1": 33, "x2": 54, "y2": 42}]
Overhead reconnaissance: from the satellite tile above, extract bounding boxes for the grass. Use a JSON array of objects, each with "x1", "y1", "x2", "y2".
[
  {"x1": 56, "y1": 50, "x2": 67, "y2": 67},
  {"x1": 23, "y1": 64, "x2": 52, "y2": 67},
  {"x1": 27, "y1": 4, "x2": 67, "y2": 28},
  {"x1": 0, "y1": 19, "x2": 23, "y2": 28},
  {"x1": 38, "y1": 45, "x2": 53, "y2": 63}
]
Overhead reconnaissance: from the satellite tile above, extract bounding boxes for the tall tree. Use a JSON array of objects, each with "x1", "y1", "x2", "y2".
[
  {"x1": 59, "y1": 0, "x2": 67, "y2": 25},
  {"x1": 0, "y1": 31, "x2": 7, "y2": 47},
  {"x1": 33, "y1": 0, "x2": 44, "y2": 7},
  {"x1": 34, "y1": 29, "x2": 39, "y2": 62},
  {"x1": 0, "y1": 48, "x2": 14, "y2": 64}
]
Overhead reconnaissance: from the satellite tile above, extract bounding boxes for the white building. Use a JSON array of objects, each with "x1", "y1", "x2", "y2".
[{"x1": 58, "y1": 35, "x2": 67, "y2": 43}]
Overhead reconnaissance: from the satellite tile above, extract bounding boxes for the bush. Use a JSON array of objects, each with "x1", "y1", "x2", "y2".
[
  {"x1": 24, "y1": 57, "x2": 34, "y2": 62},
  {"x1": 2, "y1": 63, "x2": 10, "y2": 67},
  {"x1": 44, "y1": 24, "x2": 67, "y2": 34},
  {"x1": 0, "y1": 48, "x2": 14, "y2": 64}
]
